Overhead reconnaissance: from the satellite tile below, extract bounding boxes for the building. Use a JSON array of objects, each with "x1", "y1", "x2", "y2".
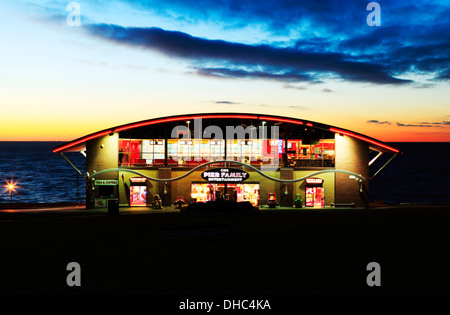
[{"x1": 53, "y1": 113, "x2": 400, "y2": 208}]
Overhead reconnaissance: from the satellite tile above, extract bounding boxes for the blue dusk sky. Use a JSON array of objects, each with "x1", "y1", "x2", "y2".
[{"x1": 0, "y1": 0, "x2": 449, "y2": 141}]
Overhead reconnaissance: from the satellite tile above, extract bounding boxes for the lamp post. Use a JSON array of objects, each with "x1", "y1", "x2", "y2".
[
  {"x1": 187, "y1": 121, "x2": 191, "y2": 160},
  {"x1": 262, "y1": 121, "x2": 266, "y2": 158},
  {"x1": 8, "y1": 183, "x2": 15, "y2": 204},
  {"x1": 262, "y1": 121, "x2": 266, "y2": 139}
]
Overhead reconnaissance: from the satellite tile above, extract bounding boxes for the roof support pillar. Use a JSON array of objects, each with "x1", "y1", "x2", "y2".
[
  {"x1": 60, "y1": 152, "x2": 85, "y2": 178},
  {"x1": 369, "y1": 151, "x2": 383, "y2": 166},
  {"x1": 370, "y1": 154, "x2": 397, "y2": 180}
]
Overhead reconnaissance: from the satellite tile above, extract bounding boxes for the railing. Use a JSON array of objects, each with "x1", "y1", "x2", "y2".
[{"x1": 120, "y1": 158, "x2": 335, "y2": 169}]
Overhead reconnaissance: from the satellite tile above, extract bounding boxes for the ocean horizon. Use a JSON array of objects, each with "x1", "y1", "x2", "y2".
[{"x1": 0, "y1": 141, "x2": 449, "y2": 205}]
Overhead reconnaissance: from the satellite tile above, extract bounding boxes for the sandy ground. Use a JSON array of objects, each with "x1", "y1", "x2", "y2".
[{"x1": 0, "y1": 204, "x2": 449, "y2": 295}]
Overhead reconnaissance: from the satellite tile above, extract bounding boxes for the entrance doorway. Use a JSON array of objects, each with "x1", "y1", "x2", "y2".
[
  {"x1": 191, "y1": 182, "x2": 260, "y2": 206},
  {"x1": 129, "y1": 177, "x2": 148, "y2": 206},
  {"x1": 305, "y1": 187, "x2": 324, "y2": 207},
  {"x1": 130, "y1": 185, "x2": 147, "y2": 206}
]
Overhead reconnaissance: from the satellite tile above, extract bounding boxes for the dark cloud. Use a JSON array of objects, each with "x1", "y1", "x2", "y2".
[
  {"x1": 65, "y1": 1, "x2": 449, "y2": 85},
  {"x1": 420, "y1": 121, "x2": 450, "y2": 126},
  {"x1": 283, "y1": 84, "x2": 307, "y2": 90},
  {"x1": 396, "y1": 122, "x2": 443, "y2": 128},
  {"x1": 437, "y1": 69, "x2": 450, "y2": 80},
  {"x1": 121, "y1": 1, "x2": 450, "y2": 47},
  {"x1": 195, "y1": 68, "x2": 313, "y2": 82},
  {"x1": 215, "y1": 101, "x2": 240, "y2": 104},
  {"x1": 288, "y1": 105, "x2": 307, "y2": 110},
  {"x1": 337, "y1": 23, "x2": 450, "y2": 81},
  {"x1": 322, "y1": 88, "x2": 333, "y2": 93},
  {"x1": 121, "y1": 0, "x2": 365, "y2": 36},
  {"x1": 85, "y1": 23, "x2": 412, "y2": 85},
  {"x1": 367, "y1": 120, "x2": 391, "y2": 125}
]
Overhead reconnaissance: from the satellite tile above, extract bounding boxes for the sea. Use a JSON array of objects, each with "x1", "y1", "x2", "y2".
[
  {"x1": 0, "y1": 142, "x2": 86, "y2": 204},
  {"x1": 0, "y1": 142, "x2": 449, "y2": 205}
]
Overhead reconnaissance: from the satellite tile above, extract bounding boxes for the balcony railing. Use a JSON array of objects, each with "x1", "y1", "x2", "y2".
[{"x1": 120, "y1": 158, "x2": 334, "y2": 169}]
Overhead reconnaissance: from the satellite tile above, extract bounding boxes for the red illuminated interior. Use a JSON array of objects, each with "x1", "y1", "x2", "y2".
[
  {"x1": 305, "y1": 187, "x2": 324, "y2": 207},
  {"x1": 118, "y1": 139, "x2": 141, "y2": 166}
]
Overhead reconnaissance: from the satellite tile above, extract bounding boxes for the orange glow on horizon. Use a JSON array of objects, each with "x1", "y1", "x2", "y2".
[
  {"x1": 357, "y1": 125, "x2": 450, "y2": 142},
  {"x1": 0, "y1": 114, "x2": 448, "y2": 143}
]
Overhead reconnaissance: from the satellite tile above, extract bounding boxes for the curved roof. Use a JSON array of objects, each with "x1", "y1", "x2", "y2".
[{"x1": 53, "y1": 113, "x2": 400, "y2": 154}]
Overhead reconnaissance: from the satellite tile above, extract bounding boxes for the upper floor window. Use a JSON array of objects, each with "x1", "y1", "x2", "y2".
[
  {"x1": 119, "y1": 139, "x2": 164, "y2": 167},
  {"x1": 118, "y1": 138, "x2": 335, "y2": 168}
]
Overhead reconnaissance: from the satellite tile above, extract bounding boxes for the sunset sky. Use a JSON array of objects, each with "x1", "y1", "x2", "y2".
[{"x1": 1, "y1": 0, "x2": 449, "y2": 142}]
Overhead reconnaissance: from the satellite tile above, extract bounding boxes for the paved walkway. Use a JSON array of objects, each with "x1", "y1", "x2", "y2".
[
  {"x1": 0, "y1": 203, "x2": 373, "y2": 221},
  {"x1": 0, "y1": 205, "x2": 182, "y2": 219}
]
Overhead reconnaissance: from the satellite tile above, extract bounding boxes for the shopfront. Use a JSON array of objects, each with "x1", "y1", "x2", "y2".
[
  {"x1": 191, "y1": 182, "x2": 260, "y2": 206},
  {"x1": 305, "y1": 178, "x2": 325, "y2": 208},
  {"x1": 189, "y1": 167, "x2": 260, "y2": 206},
  {"x1": 130, "y1": 177, "x2": 148, "y2": 206},
  {"x1": 93, "y1": 179, "x2": 118, "y2": 208}
]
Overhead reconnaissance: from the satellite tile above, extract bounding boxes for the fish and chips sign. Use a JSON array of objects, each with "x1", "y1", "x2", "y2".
[
  {"x1": 201, "y1": 168, "x2": 249, "y2": 183},
  {"x1": 94, "y1": 180, "x2": 118, "y2": 186}
]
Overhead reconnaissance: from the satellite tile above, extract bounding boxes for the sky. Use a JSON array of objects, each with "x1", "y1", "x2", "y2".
[{"x1": 0, "y1": 0, "x2": 449, "y2": 142}]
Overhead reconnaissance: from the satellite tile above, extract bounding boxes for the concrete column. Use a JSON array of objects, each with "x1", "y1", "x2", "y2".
[
  {"x1": 334, "y1": 134, "x2": 369, "y2": 207},
  {"x1": 85, "y1": 133, "x2": 118, "y2": 208},
  {"x1": 279, "y1": 168, "x2": 294, "y2": 207},
  {"x1": 158, "y1": 168, "x2": 172, "y2": 206}
]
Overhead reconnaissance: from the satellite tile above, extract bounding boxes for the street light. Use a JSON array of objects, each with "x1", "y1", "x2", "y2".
[
  {"x1": 187, "y1": 121, "x2": 191, "y2": 159},
  {"x1": 5, "y1": 180, "x2": 16, "y2": 204},
  {"x1": 261, "y1": 121, "x2": 266, "y2": 157},
  {"x1": 262, "y1": 121, "x2": 266, "y2": 139},
  {"x1": 9, "y1": 184, "x2": 14, "y2": 203},
  {"x1": 187, "y1": 121, "x2": 191, "y2": 140}
]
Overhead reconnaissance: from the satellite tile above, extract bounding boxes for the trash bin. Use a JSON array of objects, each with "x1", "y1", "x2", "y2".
[{"x1": 108, "y1": 199, "x2": 119, "y2": 215}]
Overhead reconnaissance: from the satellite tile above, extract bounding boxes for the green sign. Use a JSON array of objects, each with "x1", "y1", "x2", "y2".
[{"x1": 95, "y1": 180, "x2": 118, "y2": 186}]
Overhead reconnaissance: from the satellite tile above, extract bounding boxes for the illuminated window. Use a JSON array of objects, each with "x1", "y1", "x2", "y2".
[
  {"x1": 119, "y1": 139, "x2": 164, "y2": 167},
  {"x1": 190, "y1": 183, "x2": 260, "y2": 206},
  {"x1": 118, "y1": 135, "x2": 335, "y2": 168}
]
